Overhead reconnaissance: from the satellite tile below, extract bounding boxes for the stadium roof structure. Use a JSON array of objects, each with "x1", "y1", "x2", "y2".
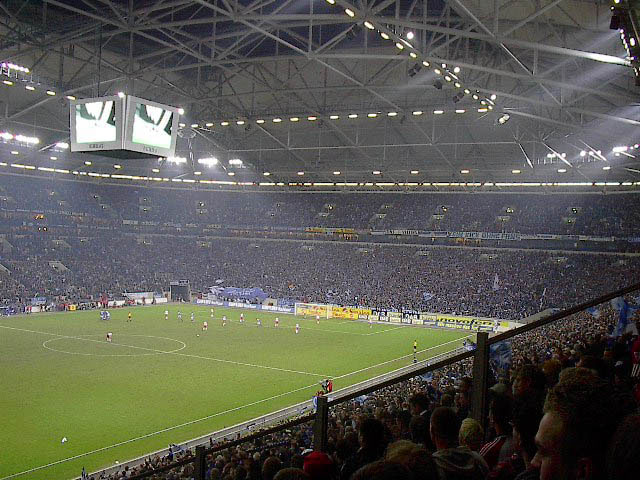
[{"x1": 0, "y1": 0, "x2": 639, "y2": 188}]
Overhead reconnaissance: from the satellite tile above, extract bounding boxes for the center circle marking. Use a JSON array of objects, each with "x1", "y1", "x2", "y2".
[{"x1": 42, "y1": 334, "x2": 187, "y2": 357}]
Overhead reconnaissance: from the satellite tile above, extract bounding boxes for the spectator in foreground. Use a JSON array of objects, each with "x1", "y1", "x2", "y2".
[
  {"x1": 385, "y1": 440, "x2": 438, "y2": 478},
  {"x1": 459, "y1": 418, "x2": 484, "y2": 453},
  {"x1": 511, "y1": 364, "x2": 546, "y2": 401},
  {"x1": 531, "y1": 369, "x2": 620, "y2": 480},
  {"x1": 351, "y1": 460, "x2": 413, "y2": 480},
  {"x1": 262, "y1": 456, "x2": 283, "y2": 480},
  {"x1": 273, "y1": 468, "x2": 310, "y2": 480},
  {"x1": 430, "y1": 407, "x2": 489, "y2": 480},
  {"x1": 303, "y1": 451, "x2": 336, "y2": 480},
  {"x1": 340, "y1": 418, "x2": 387, "y2": 480},
  {"x1": 511, "y1": 398, "x2": 544, "y2": 480},
  {"x1": 488, "y1": 396, "x2": 544, "y2": 480},
  {"x1": 480, "y1": 394, "x2": 514, "y2": 469},
  {"x1": 408, "y1": 392, "x2": 431, "y2": 417},
  {"x1": 606, "y1": 414, "x2": 640, "y2": 480}
]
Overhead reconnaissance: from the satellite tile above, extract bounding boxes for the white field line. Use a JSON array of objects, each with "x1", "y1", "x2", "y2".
[
  {"x1": 0, "y1": 332, "x2": 472, "y2": 480},
  {"x1": 0, "y1": 325, "x2": 331, "y2": 377},
  {"x1": 0, "y1": 380, "x2": 321, "y2": 480},
  {"x1": 365, "y1": 325, "x2": 407, "y2": 336},
  {"x1": 333, "y1": 334, "x2": 474, "y2": 380}
]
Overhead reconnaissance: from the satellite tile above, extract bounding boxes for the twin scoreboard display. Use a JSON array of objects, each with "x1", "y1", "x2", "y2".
[{"x1": 70, "y1": 95, "x2": 180, "y2": 159}]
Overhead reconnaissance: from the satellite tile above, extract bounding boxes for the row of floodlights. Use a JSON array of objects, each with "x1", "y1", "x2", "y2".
[
  {"x1": 0, "y1": 79, "x2": 189, "y2": 116},
  {"x1": 3, "y1": 150, "x2": 616, "y2": 175},
  {"x1": 186, "y1": 106, "x2": 498, "y2": 128},
  {"x1": 1, "y1": 162, "x2": 637, "y2": 188},
  {"x1": 324, "y1": 0, "x2": 496, "y2": 108},
  {"x1": 163, "y1": 157, "x2": 242, "y2": 167},
  {"x1": 1, "y1": 62, "x2": 29, "y2": 73},
  {"x1": 1, "y1": 77, "x2": 73, "y2": 99},
  {"x1": 1, "y1": 131, "x2": 69, "y2": 149}
]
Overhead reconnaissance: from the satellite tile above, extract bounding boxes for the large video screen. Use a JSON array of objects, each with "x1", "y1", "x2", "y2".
[
  {"x1": 123, "y1": 96, "x2": 179, "y2": 157},
  {"x1": 70, "y1": 96, "x2": 124, "y2": 152}
]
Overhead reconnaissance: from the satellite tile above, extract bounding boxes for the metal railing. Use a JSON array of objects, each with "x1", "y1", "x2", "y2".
[{"x1": 85, "y1": 281, "x2": 640, "y2": 480}]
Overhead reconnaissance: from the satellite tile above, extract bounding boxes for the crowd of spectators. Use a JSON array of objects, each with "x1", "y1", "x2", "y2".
[
  {"x1": 1, "y1": 175, "x2": 640, "y2": 237},
  {"x1": 91, "y1": 302, "x2": 640, "y2": 480},
  {"x1": 2, "y1": 175, "x2": 640, "y2": 479},
  {"x1": 1, "y1": 234, "x2": 639, "y2": 319}
]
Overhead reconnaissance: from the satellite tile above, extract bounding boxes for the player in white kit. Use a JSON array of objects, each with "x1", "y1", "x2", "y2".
[
  {"x1": 191, "y1": 312, "x2": 195, "y2": 323},
  {"x1": 240, "y1": 313, "x2": 244, "y2": 323},
  {"x1": 257, "y1": 318, "x2": 262, "y2": 327},
  {"x1": 202, "y1": 321, "x2": 208, "y2": 331},
  {"x1": 316, "y1": 315, "x2": 320, "y2": 325},
  {"x1": 222, "y1": 315, "x2": 227, "y2": 327},
  {"x1": 164, "y1": 309, "x2": 169, "y2": 320},
  {"x1": 106, "y1": 332, "x2": 113, "y2": 342},
  {"x1": 295, "y1": 323, "x2": 300, "y2": 334},
  {"x1": 178, "y1": 311, "x2": 182, "y2": 322},
  {"x1": 275, "y1": 317, "x2": 279, "y2": 327}
]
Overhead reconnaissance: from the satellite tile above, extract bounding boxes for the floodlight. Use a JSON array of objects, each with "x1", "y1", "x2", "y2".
[
  {"x1": 198, "y1": 157, "x2": 219, "y2": 166},
  {"x1": 167, "y1": 156, "x2": 187, "y2": 164}
]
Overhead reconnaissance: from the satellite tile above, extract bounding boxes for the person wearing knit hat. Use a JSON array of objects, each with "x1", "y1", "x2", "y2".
[{"x1": 303, "y1": 451, "x2": 336, "y2": 479}]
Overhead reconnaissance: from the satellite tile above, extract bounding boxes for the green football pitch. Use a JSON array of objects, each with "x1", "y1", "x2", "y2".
[{"x1": 0, "y1": 305, "x2": 473, "y2": 480}]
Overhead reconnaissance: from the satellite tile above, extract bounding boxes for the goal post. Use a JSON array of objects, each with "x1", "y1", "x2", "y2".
[{"x1": 294, "y1": 302, "x2": 331, "y2": 318}]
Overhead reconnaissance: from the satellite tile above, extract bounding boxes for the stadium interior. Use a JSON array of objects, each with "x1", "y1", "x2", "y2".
[{"x1": 1, "y1": 1, "x2": 640, "y2": 480}]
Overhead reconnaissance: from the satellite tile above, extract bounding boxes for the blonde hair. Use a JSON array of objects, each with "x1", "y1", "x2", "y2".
[{"x1": 459, "y1": 418, "x2": 484, "y2": 451}]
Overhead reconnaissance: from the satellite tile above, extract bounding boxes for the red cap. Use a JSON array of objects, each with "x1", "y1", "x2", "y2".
[{"x1": 303, "y1": 451, "x2": 334, "y2": 479}]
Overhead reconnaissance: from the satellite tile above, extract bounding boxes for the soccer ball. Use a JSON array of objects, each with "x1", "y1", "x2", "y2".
[
  {"x1": 61, "y1": 437, "x2": 67, "y2": 443},
  {"x1": 196, "y1": 334, "x2": 200, "y2": 337}
]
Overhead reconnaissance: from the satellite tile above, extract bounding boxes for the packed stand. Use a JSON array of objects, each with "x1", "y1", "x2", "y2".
[
  {"x1": 1, "y1": 234, "x2": 639, "y2": 319},
  {"x1": 2, "y1": 175, "x2": 640, "y2": 237}
]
